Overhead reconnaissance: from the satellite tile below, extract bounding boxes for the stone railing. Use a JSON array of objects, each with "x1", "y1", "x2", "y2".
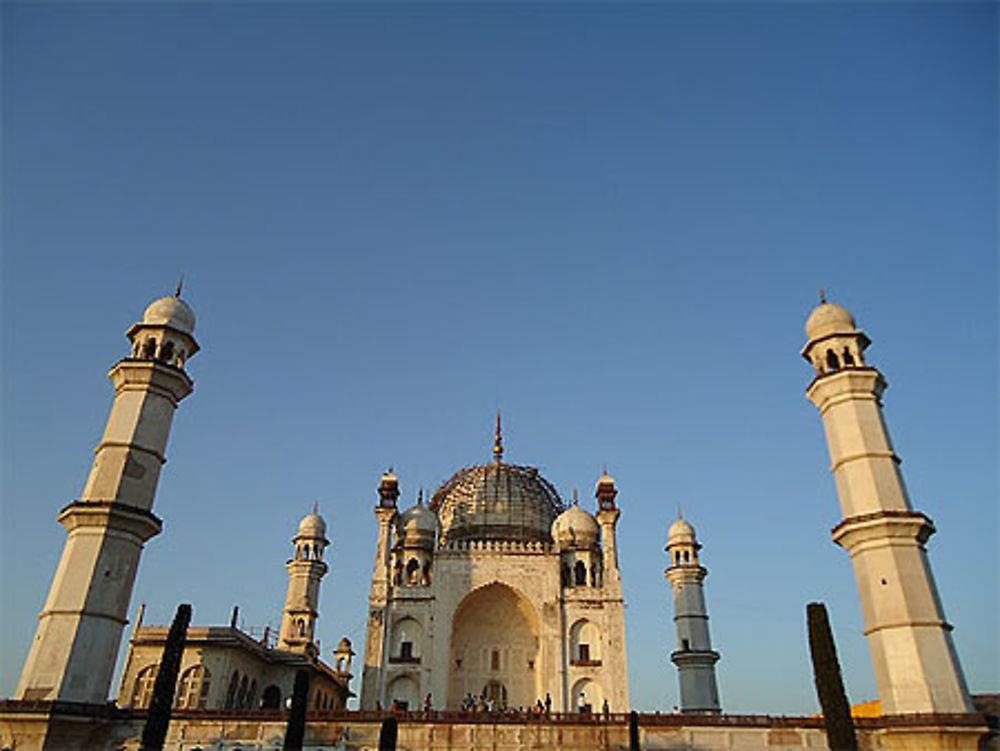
[{"x1": 439, "y1": 539, "x2": 553, "y2": 553}]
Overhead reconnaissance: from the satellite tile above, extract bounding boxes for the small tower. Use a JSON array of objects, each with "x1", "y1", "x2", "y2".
[
  {"x1": 592, "y1": 469, "x2": 631, "y2": 712},
  {"x1": 360, "y1": 470, "x2": 399, "y2": 710},
  {"x1": 335, "y1": 637, "x2": 355, "y2": 679},
  {"x1": 594, "y1": 469, "x2": 622, "y2": 587},
  {"x1": 278, "y1": 506, "x2": 329, "y2": 656},
  {"x1": 15, "y1": 291, "x2": 198, "y2": 703},
  {"x1": 665, "y1": 513, "x2": 721, "y2": 714},
  {"x1": 803, "y1": 300, "x2": 973, "y2": 714},
  {"x1": 392, "y1": 490, "x2": 438, "y2": 588}
]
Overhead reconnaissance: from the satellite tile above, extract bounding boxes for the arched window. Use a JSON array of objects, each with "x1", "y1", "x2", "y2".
[
  {"x1": 236, "y1": 674, "x2": 249, "y2": 708},
  {"x1": 570, "y1": 620, "x2": 602, "y2": 665},
  {"x1": 574, "y1": 560, "x2": 587, "y2": 586},
  {"x1": 406, "y1": 558, "x2": 420, "y2": 585},
  {"x1": 297, "y1": 618, "x2": 306, "y2": 637},
  {"x1": 388, "y1": 675, "x2": 419, "y2": 711},
  {"x1": 141, "y1": 337, "x2": 157, "y2": 359},
  {"x1": 422, "y1": 561, "x2": 432, "y2": 586},
  {"x1": 684, "y1": 550, "x2": 690, "y2": 563},
  {"x1": 826, "y1": 349, "x2": 840, "y2": 371},
  {"x1": 391, "y1": 617, "x2": 422, "y2": 661},
  {"x1": 224, "y1": 671, "x2": 240, "y2": 709},
  {"x1": 158, "y1": 340, "x2": 174, "y2": 362},
  {"x1": 572, "y1": 678, "x2": 603, "y2": 714},
  {"x1": 842, "y1": 346, "x2": 855, "y2": 366},
  {"x1": 261, "y1": 684, "x2": 282, "y2": 709},
  {"x1": 175, "y1": 664, "x2": 211, "y2": 709},
  {"x1": 130, "y1": 664, "x2": 159, "y2": 708},
  {"x1": 247, "y1": 679, "x2": 257, "y2": 710}
]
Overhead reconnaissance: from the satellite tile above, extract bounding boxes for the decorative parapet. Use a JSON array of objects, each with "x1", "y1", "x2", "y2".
[{"x1": 438, "y1": 538, "x2": 554, "y2": 554}]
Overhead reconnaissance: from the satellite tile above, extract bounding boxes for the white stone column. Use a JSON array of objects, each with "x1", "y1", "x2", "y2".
[
  {"x1": 803, "y1": 301, "x2": 973, "y2": 715},
  {"x1": 278, "y1": 510, "x2": 329, "y2": 656},
  {"x1": 15, "y1": 294, "x2": 198, "y2": 704}
]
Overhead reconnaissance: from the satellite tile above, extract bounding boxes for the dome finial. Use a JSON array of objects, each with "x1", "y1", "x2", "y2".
[
  {"x1": 313, "y1": 500, "x2": 319, "y2": 515},
  {"x1": 174, "y1": 275, "x2": 184, "y2": 298},
  {"x1": 493, "y1": 409, "x2": 503, "y2": 464},
  {"x1": 678, "y1": 503, "x2": 683, "y2": 520},
  {"x1": 417, "y1": 486, "x2": 424, "y2": 506},
  {"x1": 819, "y1": 286, "x2": 827, "y2": 304},
  {"x1": 572, "y1": 488, "x2": 579, "y2": 506}
]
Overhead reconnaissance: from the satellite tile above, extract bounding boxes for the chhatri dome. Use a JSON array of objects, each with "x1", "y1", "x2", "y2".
[
  {"x1": 667, "y1": 514, "x2": 697, "y2": 544},
  {"x1": 552, "y1": 502, "x2": 600, "y2": 550},
  {"x1": 297, "y1": 504, "x2": 327, "y2": 538},
  {"x1": 142, "y1": 288, "x2": 196, "y2": 336},
  {"x1": 396, "y1": 492, "x2": 439, "y2": 546},
  {"x1": 804, "y1": 296, "x2": 855, "y2": 341},
  {"x1": 428, "y1": 414, "x2": 565, "y2": 544}
]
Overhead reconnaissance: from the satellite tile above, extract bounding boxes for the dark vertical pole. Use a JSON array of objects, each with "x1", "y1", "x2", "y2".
[
  {"x1": 378, "y1": 716, "x2": 398, "y2": 750},
  {"x1": 282, "y1": 669, "x2": 310, "y2": 751},
  {"x1": 139, "y1": 603, "x2": 192, "y2": 751},
  {"x1": 628, "y1": 710, "x2": 640, "y2": 751},
  {"x1": 807, "y1": 602, "x2": 858, "y2": 751}
]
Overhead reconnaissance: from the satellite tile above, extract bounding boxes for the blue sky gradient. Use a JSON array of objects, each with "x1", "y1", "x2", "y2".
[{"x1": 2, "y1": 3, "x2": 996, "y2": 712}]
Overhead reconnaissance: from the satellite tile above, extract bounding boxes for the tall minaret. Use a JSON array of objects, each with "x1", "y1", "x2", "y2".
[
  {"x1": 594, "y1": 469, "x2": 630, "y2": 712},
  {"x1": 278, "y1": 505, "x2": 329, "y2": 656},
  {"x1": 803, "y1": 299, "x2": 973, "y2": 714},
  {"x1": 665, "y1": 513, "x2": 721, "y2": 714},
  {"x1": 15, "y1": 291, "x2": 199, "y2": 704},
  {"x1": 360, "y1": 470, "x2": 399, "y2": 710}
]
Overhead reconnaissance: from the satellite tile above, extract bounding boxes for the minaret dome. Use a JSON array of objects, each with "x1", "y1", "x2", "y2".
[
  {"x1": 142, "y1": 295, "x2": 196, "y2": 335},
  {"x1": 552, "y1": 505, "x2": 600, "y2": 551},
  {"x1": 805, "y1": 301, "x2": 855, "y2": 340}
]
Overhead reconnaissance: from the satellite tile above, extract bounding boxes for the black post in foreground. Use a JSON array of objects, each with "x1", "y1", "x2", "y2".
[
  {"x1": 628, "y1": 710, "x2": 640, "y2": 751},
  {"x1": 282, "y1": 670, "x2": 310, "y2": 751},
  {"x1": 807, "y1": 602, "x2": 858, "y2": 751},
  {"x1": 378, "y1": 716, "x2": 399, "y2": 750},
  {"x1": 139, "y1": 603, "x2": 192, "y2": 751}
]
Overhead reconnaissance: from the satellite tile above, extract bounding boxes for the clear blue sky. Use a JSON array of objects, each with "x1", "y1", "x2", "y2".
[{"x1": 2, "y1": 2, "x2": 996, "y2": 713}]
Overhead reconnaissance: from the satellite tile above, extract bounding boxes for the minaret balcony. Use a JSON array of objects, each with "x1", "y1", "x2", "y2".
[
  {"x1": 670, "y1": 648, "x2": 720, "y2": 666},
  {"x1": 569, "y1": 658, "x2": 602, "y2": 667},
  {"x1": 388, "y1": 655, "x2": 421, "y2": 665}
]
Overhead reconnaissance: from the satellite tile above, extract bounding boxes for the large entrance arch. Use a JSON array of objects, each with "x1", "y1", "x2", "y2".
[{"x1": 448, "y1": 582, "x2": 540, "y2": 710}]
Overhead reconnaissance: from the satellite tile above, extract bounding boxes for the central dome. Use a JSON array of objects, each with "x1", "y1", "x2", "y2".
[{"x1": 430, "y1": 463, "x2": 565, "y2": 544}]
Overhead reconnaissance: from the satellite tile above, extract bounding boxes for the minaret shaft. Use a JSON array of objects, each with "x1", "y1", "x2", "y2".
[
  {"x1": 16, "y1": 297, "x2": 197, "y2": 705},
  {"x1": 360, "y1": 474, "x2": 398, "y2": 710},
  {"x1": 666, "y1": 519, "x2": 721, "y2": 715},
  {"x1": 278, "y1": 514, "x2": 329, "y2": 655},
  {"x1": 804, "y1": 303, "x2": 972, "y2": 715}
]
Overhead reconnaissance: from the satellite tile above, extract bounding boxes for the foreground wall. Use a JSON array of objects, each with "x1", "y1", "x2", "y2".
[{"x1": 0, "y1": 703, "x2": 992, "y2": 751}]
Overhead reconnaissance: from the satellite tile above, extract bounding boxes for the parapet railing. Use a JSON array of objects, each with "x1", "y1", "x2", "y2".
[{"x1": 0, "y1": 701, "x2": 986, "y2": 730}]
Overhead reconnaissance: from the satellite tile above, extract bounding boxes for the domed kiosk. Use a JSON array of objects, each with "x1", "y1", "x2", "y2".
[{"x1": 360, "y1": 417, "x2": 630, "y2": 715}]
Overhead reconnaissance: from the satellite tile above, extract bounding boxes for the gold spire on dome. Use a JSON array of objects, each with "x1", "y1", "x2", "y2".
[
  {"x1": 493, "y1": 410, "x2": 503, "y2": 464},
  {"x1": 819, "y1": 287, "x2": 827, "y2": 304},
  {"x1": 313, "y1": 500, "x2": 319, "y2": 514},
  {"x1": 174, "y1": 276, "x2": 184, "y2": 298},
  {"x1": 572, "y1": 488, "x2": 579, "y2": 506}
]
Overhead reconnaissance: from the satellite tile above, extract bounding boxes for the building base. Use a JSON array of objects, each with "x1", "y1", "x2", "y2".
[{"x1": 0, "y1": 701, "x2": 993, "y2": 751}]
